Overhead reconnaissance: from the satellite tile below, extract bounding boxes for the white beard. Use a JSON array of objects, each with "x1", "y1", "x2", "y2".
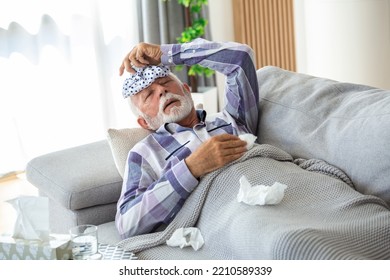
[{"x1": 143, "y1": 92, "x2": 194, "y2": 130}]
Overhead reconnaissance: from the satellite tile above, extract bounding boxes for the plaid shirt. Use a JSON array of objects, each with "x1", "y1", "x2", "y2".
[{"x1": 116, "y1": 39, "x2": 259, "y2": 238}]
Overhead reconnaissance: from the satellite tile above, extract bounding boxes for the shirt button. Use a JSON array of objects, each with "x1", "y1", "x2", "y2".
[{"x1": 168, "y1": 58, "x2": 172, "y2": 63}]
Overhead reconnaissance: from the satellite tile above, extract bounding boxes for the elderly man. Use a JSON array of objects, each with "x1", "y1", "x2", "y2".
[{"x1": 116, "y1": 38, "x2": 259, "y2": 238}]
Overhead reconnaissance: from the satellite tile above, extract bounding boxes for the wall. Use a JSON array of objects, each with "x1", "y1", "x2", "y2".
[
  {"x1": 294, "y1": 0, "x2": 390, "y2": 90},
  {"x1": 232, "y1": 0, "x2": 296, "y2": 71},
  {"x1": 208, "y1": 0, "x2": 235, "y2": 110}
]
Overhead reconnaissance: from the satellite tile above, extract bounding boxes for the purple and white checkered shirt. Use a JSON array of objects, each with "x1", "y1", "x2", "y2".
[{"x1": 116, "y1": 39, "x2": 259, "y2": 238}]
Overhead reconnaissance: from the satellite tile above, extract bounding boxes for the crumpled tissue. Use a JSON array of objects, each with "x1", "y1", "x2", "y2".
[
  {"x1": 7, "y1": 196, "x2": 50, "y2": 241},
  {"x1": 166, "y1": 227, "x2": 204, "y2": 251},
  {"x1": 237, "y1": 176, "x2": 287, "y2": 206},
  {"x1": 239, "y1": 133, "x2": 257, "y2": 150}
]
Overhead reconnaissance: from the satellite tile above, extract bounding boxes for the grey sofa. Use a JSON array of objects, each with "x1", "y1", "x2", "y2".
[
  {"x1": 26, "y1": 66, "x2": 390, "y2": 255},
  {"x1": 26, "y1": 140, "x2": 123, "y2": 244}
]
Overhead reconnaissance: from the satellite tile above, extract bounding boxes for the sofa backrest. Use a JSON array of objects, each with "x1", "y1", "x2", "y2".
[{"x1": 256, "y1": 66, "x2": 390, "y2": 206}]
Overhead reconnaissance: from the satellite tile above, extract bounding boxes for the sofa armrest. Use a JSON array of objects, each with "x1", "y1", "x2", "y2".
[{"x1": 26, "y1": 140, "x2": 123, "y2": 211}]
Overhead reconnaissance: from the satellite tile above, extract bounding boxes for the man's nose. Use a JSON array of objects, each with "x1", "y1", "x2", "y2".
[{"x1": 158, "y1": 86, "x2": 168, "y2": 97}]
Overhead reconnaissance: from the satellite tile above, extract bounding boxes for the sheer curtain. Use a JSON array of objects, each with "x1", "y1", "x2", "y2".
[
  {"x1": 0, "y1": 0, "x2": 139, "y2": 175},
  {"x1": 0, "y1": 0, "x2": 214, "y2": 176}
]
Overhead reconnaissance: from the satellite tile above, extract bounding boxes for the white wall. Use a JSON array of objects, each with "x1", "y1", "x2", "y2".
[
  {"x1": 208, "y1": 0, "x2": 235, "y2": 110},
  {"x1": 294, "y1": 0, "x2": 390, "y2": 90}
]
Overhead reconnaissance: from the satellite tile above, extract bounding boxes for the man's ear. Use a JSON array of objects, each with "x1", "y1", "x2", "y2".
[
  {"x1": 137, "y1": 116, "x2": 151, "y2": 130},
  {"x1": 183, "y1": 83, "x2": 191, "y2": 94}
]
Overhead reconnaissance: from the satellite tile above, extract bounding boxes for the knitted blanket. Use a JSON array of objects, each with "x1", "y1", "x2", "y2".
[{"x1": 117, "y1": 144, "x2": 390, "y2": 259}]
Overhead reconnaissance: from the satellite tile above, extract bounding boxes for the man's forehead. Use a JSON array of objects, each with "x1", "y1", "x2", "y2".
[
  {"x1": 138, "y1": 76, "x2": 171, "y2": 93},
  {"x1": 122, "y1": 65, "x2": 170, "y2": 98},
  {"x1": 155, "y1": 76, "x2": 171, "y2": 82}
]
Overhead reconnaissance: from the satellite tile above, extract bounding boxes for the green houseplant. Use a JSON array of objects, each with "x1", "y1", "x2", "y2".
[{"x1": 172, "y1": 0, "x2": 215, "y2": 92}]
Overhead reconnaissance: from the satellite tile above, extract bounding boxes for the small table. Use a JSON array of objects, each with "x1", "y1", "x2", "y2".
[{"x1": 98, "y1": 243, "x2": 137, "y2": 260}]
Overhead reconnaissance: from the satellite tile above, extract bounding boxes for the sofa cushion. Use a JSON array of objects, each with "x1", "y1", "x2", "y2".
[
  {"x1": 257, "y1": 66, "x2": 390, "y2": 205},
  {"x1": 26, "y1": 140, "x2": 123, "y2": 210},
  {"x1": 106, "y1": 128, "x2": 151, "y2": 178}
]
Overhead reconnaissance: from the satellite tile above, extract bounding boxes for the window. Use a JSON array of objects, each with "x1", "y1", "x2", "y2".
[{"x1": 0, "y1": 0, "x2": 139, "y2": 175}]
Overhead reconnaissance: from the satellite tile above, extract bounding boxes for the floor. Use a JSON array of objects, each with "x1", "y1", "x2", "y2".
[{"x1": 0, "y1": 173, "x2": 38, "y2": 235}]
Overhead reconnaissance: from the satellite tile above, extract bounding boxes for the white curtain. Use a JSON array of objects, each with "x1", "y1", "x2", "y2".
[{"x1": 0, "y1": 0, "x2": 140, "y2": 175}]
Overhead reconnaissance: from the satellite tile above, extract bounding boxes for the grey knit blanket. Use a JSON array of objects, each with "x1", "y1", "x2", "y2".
[{"x1": 117, "y1": 144, "x2": 390, "y2": 259}]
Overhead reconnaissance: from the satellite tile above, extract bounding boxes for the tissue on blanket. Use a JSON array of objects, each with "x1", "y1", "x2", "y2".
[
  {"x1": 7, "y1": 196, "x2": 50, "y2": 241},
  {"x1": 239, "y1": 133, "x2": 257, "y2": 150},
  {"x1": 166, "y1": 227, "x2": 204, "y2": 251},
  {"x1": 237, "y1": 176, "x2": 287, "y2": 206}
]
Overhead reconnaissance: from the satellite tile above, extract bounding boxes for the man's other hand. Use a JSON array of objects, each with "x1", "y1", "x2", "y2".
[{"x1": 185, "y1": 134, "x2": 247, "y2": 178}]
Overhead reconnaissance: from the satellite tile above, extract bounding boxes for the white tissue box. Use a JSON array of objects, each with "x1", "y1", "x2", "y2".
[{"x1": 0, "y1": 234, "x2": 71, "y2": 260}]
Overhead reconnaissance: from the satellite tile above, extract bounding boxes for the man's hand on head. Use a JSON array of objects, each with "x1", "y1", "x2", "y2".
[
  {"x1": 185, "y1": 134, "x2": 247, "y2": 179},
  {"x1": 119, "y1": 42, "x2": 163, "y2": 75}
]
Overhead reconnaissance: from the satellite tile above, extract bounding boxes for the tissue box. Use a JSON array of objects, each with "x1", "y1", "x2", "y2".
[{"x1": 0, "y1": 234, "x2": 71, "y2": 260}]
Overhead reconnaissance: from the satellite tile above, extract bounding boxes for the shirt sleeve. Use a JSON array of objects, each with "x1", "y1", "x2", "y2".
[
  {"x1": 161, "y1": 38, "x2": 260, "y2": 135},
  {"x1": 115, "y1": 148, "x2": 198, "y2": 239}
]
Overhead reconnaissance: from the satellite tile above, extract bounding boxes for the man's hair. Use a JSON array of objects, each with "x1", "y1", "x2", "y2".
[
  {"x1": 127, "y1": 96, "x2": 141, "y2": 117},
  {"x1": 126, "y1": 72, "x2": 183, "y2": 117}
]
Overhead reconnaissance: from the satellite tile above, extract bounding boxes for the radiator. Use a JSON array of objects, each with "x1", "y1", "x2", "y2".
[{"x1": 232, "y1": 0, "x2": 296, "y2": 71}]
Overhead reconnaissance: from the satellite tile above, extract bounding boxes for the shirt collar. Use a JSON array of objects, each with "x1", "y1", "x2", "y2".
[
  {"x1": 155, "y1": 110, "x2": 207, "y2": 134},
  {"x1": 198, "y1": 109, "x2": 207, "y2": 122}
]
